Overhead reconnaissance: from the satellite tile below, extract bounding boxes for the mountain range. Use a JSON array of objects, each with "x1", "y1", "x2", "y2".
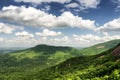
[{"x1": 0, "y1": 39, "x2": 120, "y2": 80}]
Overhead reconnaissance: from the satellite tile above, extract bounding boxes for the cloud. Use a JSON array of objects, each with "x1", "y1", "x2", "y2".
[
  {"x1": 96, "y1": 18, "x2": 120, "y2": 32},
  {"x1": 51, "y1": 36, "x2": 69, "y2": 42},
  {"x1": 73, "y1": 34, "x2": 101, "y2": 43},
  {"x1": 112, "y1": 0, "x2": 120, "y2": 11},
  {"x1": 36, "y1": 29, "x2": 62, "y2": 37},
  {"x1": 65, "y1": 0, "x2": 101, "y2": 12},
  {"x1": 0, "y1": 38, "x2": 4, "y2": 42},
  {"x1": 73, "y1": 34, "x2": 120, "y2": 46},
  {"x1": 112, "y1": 0, "x2": 120, "y2": 4},
  {"x1": 0, "y1": 22, "x2": 23, "y2": 34},
  {"x1": 65, "y1": 3, "x2": 80, "y2": 8},
  {"x1": 115, "y1": 6, "x2": 120, "y2": 12},
  {"x1": 1, "y1": 32, "x2": 120, "y2": 47},
  {"x1": 77, "y1": 0, "x2": 100, "y2": 9},
  {"x1": 44, "y1": 5, "x2": 51, "y2": 11},
  {"x1": 14, "y1": 0, "x2": 71, "y2": 4},
  {"x1": 0, "y1": 5, "x2": 96, "y2": 29},
  {"x1": 15, "y1": 31, "x2": 34, "y2": 38}
]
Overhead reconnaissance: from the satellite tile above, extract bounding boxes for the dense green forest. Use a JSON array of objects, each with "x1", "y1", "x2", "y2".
[
  {"x1": 0, "y1": 44, "x2": 81, "y2": 79},
  {"x1": 0, "y1": 40, "x2": 120, "y2": 80}
]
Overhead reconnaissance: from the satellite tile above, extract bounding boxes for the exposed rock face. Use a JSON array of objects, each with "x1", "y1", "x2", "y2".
[{"x1": 112, "y1": 46, "x2": 120, "y2": 56}]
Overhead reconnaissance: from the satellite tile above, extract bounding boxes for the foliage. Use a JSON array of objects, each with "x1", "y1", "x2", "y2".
[
  {"x1": 80, "y1": 39, "x2": 120, "y2": 55},
  {"x1": 0, "y1": 43, "x2": 120, "y2": 80}
]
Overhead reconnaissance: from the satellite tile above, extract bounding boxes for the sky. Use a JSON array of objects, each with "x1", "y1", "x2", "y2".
[{"x1": 0, "y1": 0, "x2": 120, "y2": 47}]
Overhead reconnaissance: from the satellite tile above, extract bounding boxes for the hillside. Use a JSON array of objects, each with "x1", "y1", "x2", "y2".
[
  {"x1": 9, "y1": 44, "x2": 81, "y2": 67},
  {"x1": 22, "y1": 43, "x2": 120, "y2": 80},
  {"x1": 80, "y1": 39, "x2": 120, "y2": 55},
  {"x1": 0, "y1": 44, "x2": 81, "y2": 79},
  {"x1": 0, "y1": 41, "x2": 120, "y2": 80}
]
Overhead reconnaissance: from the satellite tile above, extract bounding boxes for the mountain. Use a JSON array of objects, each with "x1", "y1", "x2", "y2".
[
  {"x1": 0, "y1": 40, "x2": 120, "y2": 80},
  {"x1": 0, "y1": 44, "x2": 82, "y2": 79},
  {"x1": 80, "y1": 39, "x2": 120, "y2": 55},
  {"x1": 24, "y1": 43, "x2": 120, "y2": 80},
  {"x1": 9, "y1": 44, "x2": 81, "y2": 68}
]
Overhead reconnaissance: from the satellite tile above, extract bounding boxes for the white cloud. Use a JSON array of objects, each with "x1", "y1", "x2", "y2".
[
  {"x1": 65, "y1": 3, "x2": 79, "y2": 8},
  {"x1": 78, "y1": 0, "x2": 100, "y2": 9},
  {"x1": 0, "y1": 5, "x2": 96, "y2": 29},
  {"x1": 1, "y1": 32, "x2": 120, "y2": 47},
  {"x1": 96, "y1": 18, "x2": 120, "y2": 32},
  {"x1": 65, "y1": 0, "x2": 100, "y2": 11},
  {"x1": 0, "y1": 38, "x2": 4, "y2": 42},
  {"x1": 51, "y1": 36, "x2": 69, "y2": 42},
  {"x1": 41, "y1": 5, "x2": 51, "y2": 12},
  {"x1": 73, "y1": 34, "x2": 101, "y2": 43},
  {"x1": 0, "y1": 22, "x2": 21, "y2": 34},
  {"x1": 14, "y1": 0, "x2": 71, "y2": 4},
  {"x1": 44, "y1": 5, "x2": 51, "y2": 11},
  {"x1": 73, "y1": 34, "x2": 120, "y2": 46},
  {"x1": 15, "y1": 31, "x2": 34, "y2": 38},
  {"x1": 36, "y1": 29, "x2": 62, "y2": 37}
]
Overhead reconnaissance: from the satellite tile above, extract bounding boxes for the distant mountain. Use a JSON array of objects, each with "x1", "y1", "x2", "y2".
[
  {"x1": 80, "y1": 39, "x2": 120, "y2": 55},
  {"x1": 27, "y1": 43, "x2": 120, "y2": 80},
  {"x1": 0, "y1": 47, "x2": 26, "y2": 54}
]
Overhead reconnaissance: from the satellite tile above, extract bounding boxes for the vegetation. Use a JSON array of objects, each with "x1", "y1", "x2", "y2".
[
  {"x1": 14, "y1": 43, "x2": 120, "y2": 80},
  {"x1": 80, "y1": 39, "x2": 120, "y2": 55},
  {"x1": 0, "y1": 44, "x2": 82, "y2": 79},
  {"x1": 0, "y1": 41, "x2": 120, "y2": 80}
]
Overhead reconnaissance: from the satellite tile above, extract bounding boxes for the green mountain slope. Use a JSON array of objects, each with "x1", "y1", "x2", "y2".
[
  {"x1": 9, "y1": 44, "x2": 81, "y2": 67},
  {"x1": 80, "y1": 39, "x2": 120, "y2": 55},
  {"x1": 0, "y1": 40, "x2": 120, "y2": 80},
  {"x1": 0, "y1": 44, "x2": 81, "y2": 79},
  {"x1": 23, "y1": 43, "x2": 120, "y2": 80}
]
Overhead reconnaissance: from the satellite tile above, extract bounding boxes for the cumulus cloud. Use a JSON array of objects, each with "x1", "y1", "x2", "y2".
[
  {"x1": 73, "y1": 34, "x2": 101, "y2": 43},
  {"x1": 14, "y1": 0, "x2": 71, "y2": 4},
  {"x1": 77, "y1": 0, "x2": 100, "y2": 9},
  {"x1": 0, "y1": 5, "x2": 96, "y2": 29},
  {"x1": 36, "y1": 29, "x2": 62, "y2": 37},
  {"x1": 1, "y1": 32, "x2": 120, "y2": 47},
  {"x1": 73, "y1": 34, "x2": 120, "y2": 46},
  {"x1": 51, "y1": 36, "x2": 69, "y2": 42},
  {"x1": 15, "y1": 31, "x2": 34, "y2": 38},
  {"x1": 0, "y1": 22, "x2": 23, "y2": 34},
  {"x1": 96, "y1": 18, "x2": 120, "y2": 32}
]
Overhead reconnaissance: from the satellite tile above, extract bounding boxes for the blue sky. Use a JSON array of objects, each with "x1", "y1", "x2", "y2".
[{"x1": 0, "y1": 0, "x2": 120, "y2": 47}]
